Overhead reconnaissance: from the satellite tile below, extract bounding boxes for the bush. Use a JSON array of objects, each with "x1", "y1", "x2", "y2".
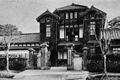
[
  {"x1": 0, "y1": 58, "x2": 6, "y2": 70},
  {"x1": 0, "y1": 58, "x2": 27, "y2": 71},
  {"x1": 87, "y1": 60, "x2": 103, "y2": 72}
]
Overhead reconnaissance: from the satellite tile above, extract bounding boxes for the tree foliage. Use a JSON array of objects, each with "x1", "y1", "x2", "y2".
[
  {"x1": 0, "y1": 24, "x2": 22, "y2": 45},
  {"x1": 108, "y1": 16, "x2": 120, "y2": 27},
  {"x1": 0, "y1": 24, "x2": 22, "y2": 71}
]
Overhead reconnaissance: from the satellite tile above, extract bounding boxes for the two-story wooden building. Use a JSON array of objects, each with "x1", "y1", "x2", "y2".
[{"x1": 36, "y1": 3, "x2": 107, "y2": 66}]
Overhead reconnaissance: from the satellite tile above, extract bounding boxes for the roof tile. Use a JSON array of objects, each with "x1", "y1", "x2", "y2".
[{"x1": 0, "y1": 33, "x2": 40, "y2": 43}]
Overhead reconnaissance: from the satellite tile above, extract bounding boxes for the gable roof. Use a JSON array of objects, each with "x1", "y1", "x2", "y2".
[
  {"x1": 89, "y1": 6, "x2": 106, "y2": 15},
  {"x1": 55, "y1": 3, "x2": 88, "y2": 11},
  {"x1": 0, "y1": 33, "x2": 40, "y2": 43},
  {"x1": 36, "y1": 10, "x2": 60, "y2": 22}
]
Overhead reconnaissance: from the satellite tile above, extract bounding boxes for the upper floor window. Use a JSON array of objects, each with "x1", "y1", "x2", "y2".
[
  {"x1": 70, "y1": 12, "x2": 73, "y2": 19},
  {"x1": 89, "y1": 22, "x2": 95, "y2": 35},
  {"x1": 59, "y1": 26, "x2": 65, "y2": 39},
  {"x1": 74, "y1": 12, "x2": 77, "y2": 18},
  {"x1": 79, "y1": 28, "x2": 83, "y2": 38},
  {"x1": 46, "y1": 24, "x2": 51, "y2": 37},
  {"x1": 66, "y1": 13, "x2": 69, "y2": 19}
]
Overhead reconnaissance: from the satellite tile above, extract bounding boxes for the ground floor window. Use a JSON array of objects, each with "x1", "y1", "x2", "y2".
[{"x1": 113, "y1": 48, "x2": 120, "y2": 54}]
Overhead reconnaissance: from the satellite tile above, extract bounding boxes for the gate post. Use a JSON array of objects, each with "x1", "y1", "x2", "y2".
[
  {"x1": 40, "y1": 42, "x2": 49, "y2": 70},
  {"x1": 67, "y1": 43, "x2": 74, "y2": 70},
  {"x1": 27, "y1": 48, "x2": 35, "y2": 69},
  {"x1": 82, "y1": 46, "x2": 89, "y2": 70}
]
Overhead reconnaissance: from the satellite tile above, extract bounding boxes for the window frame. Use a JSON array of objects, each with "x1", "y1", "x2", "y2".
[
  {"x1": 59, "y1": 26, "x2": 65, "y2": 39},
  {"x1": 89, "y1": 21, "x2": 96, "y2": 35},
  {"x1": 46, "y1": 24, "x2": 51, "y2": 37}
]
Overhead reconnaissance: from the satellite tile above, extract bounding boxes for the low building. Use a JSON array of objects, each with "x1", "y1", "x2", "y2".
[{"x1": 0, "y1": 33, "x2": 40, "y2": 57}]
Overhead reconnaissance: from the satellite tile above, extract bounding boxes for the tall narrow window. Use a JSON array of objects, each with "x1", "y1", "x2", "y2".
[
  {"x1": 70, "y1": 12, "x2": 73, "y2": 19},
  {"x1": 79, "y1": 28, "x2": 83, "y2": 38},
  {"x1": 59, "y1": 26, "x2": 64, "y2": 39},
  {"x1": 74, "y1": 12, "x2": 77, "y2": 18},
  {"x1": 66, "y1": 13, "x2": 69, "y2": 19},
  {"x1": 90, "y1": 22, "x2": 95, "y2": 35},
  {"x1": 46, "y1": 24, "x2": 51, "y2": 37}
]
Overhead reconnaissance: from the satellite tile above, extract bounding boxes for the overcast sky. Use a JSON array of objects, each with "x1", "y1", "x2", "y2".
[{"x1": 0, "y1": 0, "x2": 119, "y2": 33}]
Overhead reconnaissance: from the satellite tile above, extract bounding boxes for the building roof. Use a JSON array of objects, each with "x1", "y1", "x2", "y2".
[
  {"x1": 90, "y1": 6, "x2": 106, "y2": 15},
  {"x1": 0, "y1": 33, "x2": 40, "y2": 44},
  {"x1": 101, "y1": 28, "x2": 120, "y2": 40},
  {"x1": 55, "y1": 3, "x2": 88, "y2": 11},
  {"x1": 36, "y1": 9, "x2": 60, "y2": 22}
]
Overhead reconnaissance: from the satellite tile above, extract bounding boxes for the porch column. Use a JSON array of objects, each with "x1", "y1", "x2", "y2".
[
  {"x1": 82, "y1": 46, "x2": 89, "y2": 70},
  {"x1": 67, "y1": 43, "x2": 74, "y2": 70},
  {"x1": 40, "y1": 43, "x2": 49, "y2": 70}
]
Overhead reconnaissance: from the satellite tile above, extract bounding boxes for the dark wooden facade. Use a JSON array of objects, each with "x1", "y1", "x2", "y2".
[{"x1": 36, "y1": 3, "x2": 106, "y2": 66}]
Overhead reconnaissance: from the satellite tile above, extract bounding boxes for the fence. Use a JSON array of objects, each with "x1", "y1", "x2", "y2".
[{"x1": 87, "y1": 54, "x2": 120, "y2": 72}]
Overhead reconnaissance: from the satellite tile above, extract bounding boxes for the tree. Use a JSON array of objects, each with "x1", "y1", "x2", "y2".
[
  {"x1": 108, "y1": 16, "x2": 120, "y2": 28},
  {"x1": 93, "y1": 20, "x2": 111, "y2": 80},
  {"x1": 0, "y1": 24, "x2": 22, "y2": 71}
]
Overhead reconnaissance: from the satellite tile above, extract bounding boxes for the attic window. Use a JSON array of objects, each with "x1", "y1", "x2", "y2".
[
  {"x1": 46, "y1": 18, "x2": 50, "y2": 22},
  {"x1": 40, "y1": 19, "x2": 45, "y2": 23}
]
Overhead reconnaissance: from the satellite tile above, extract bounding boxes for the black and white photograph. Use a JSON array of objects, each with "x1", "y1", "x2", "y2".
[{"x1": 0, "y1": 0, "x2": 120, "y2": 80}]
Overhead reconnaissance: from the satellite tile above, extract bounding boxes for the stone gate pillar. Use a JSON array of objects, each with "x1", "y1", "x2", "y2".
[
  {"x1": 40, "y1": 43, "x2": 49, "y2": 70},
  {"x1": 37, "y1": 51, "x2": 41, "y2": 69},
  {"x1": 27, "y1": 48, "x2": 35, "y2": 69},
  {"x1": 67, "y1": 43, "x2": 74, "y2": 70},
  {"x1": 82, "y1": 46, "x2": 89, "y2": 70}
]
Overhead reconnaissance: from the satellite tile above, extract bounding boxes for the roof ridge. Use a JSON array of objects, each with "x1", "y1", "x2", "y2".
[
  {"x1": 71, "y1": 3, "x2": 88, "y2": 8},
  {"x1": 56, "y1": 3, "x2": 88, "y2": 11}
]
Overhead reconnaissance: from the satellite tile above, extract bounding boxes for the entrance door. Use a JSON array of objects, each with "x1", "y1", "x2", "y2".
[{"x1": 57, "y1": 51, "x2": 67, "y2": 66}]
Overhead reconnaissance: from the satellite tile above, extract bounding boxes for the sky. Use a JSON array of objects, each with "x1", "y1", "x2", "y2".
[{"x1": 0, "y1": 0, "x2": 119, "y2": 33}]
